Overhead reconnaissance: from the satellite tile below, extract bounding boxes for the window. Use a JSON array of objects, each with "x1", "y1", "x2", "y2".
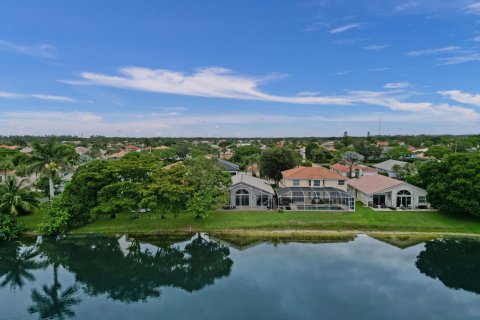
[
  {"x1": 338, "y1": 180, "x2": 345, "y2": 186},
  {"x1": 292, "y1": 179, "x2": 300, "y2": 186},
  {"x1": 235, "y1": 189, "x2": 249, "y2": 206},
  {"x1": 313, "y1": 180, "x2": 321, "y2": 187},
  {"x1": 418, "y1": 196, "x2": 426, "y2": 204}
]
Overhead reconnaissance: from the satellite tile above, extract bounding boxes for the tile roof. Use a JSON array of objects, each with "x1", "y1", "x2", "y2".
[
  {"x1": 373, "y1": 160, "x2": 408, "y2": 172},
  {"x1": 230, "y1": 174, "x2": 274, "y2": 194},
  {"x1": 347, "y1": 174, "x2": 405, "y2": 195},
  {"x1": 219, "y1": 159, "x2": 240, "y2": 171},
  {"x1": 282, "y1": 166, "x2": 347, "y2": 180}
]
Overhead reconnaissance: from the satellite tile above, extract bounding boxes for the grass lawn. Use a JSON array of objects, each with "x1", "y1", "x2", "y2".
[{"x1": 18, "y1": 203, "x2": 480, "y2": 236}]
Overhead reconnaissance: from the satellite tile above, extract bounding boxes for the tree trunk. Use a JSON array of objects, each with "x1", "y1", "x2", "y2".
[{"x1": 49, "y1": 174, "x2": 55, "y2": 200}]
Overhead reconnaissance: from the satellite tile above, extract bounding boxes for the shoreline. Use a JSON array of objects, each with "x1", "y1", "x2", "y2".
[{"x1": 19, "y1": 229, "x2": 480, "y2": 239}]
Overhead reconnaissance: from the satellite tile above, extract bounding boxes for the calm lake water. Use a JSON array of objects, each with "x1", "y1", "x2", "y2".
[{"x1": 1, "y1": 233, "x2": 479, "y2": 320}]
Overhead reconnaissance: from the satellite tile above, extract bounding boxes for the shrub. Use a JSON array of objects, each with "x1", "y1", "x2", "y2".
[{"x1": 0, "y1": 214, "x2": 24, "y2": 241}]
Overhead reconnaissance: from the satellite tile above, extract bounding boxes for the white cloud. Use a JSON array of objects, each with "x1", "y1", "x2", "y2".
[
  {"x1": 0, "y1": 39, "x2": 57, "y2": 58},
  {"x1": 437, "y1": 53, "x2": 480, "y2": 65},
  {"x1": 466, "y1": 2, "x2": 480, "y2": 14},
  {"x1": 383, "y1": 82, "x2": 411, "y2": 89},
  {"x1": 65, "y1": 67, "x2": 354, "y2": 105},
  {"x1": 438, "y1": 90, "x2": 480, "y2": 106},
  {"x1": 297, "y1": 91, "x2": 320, "y2": 96},
  {"x1": 0, "y1": 91, "x2": 76, "y2": 102},
  {"x1": 406, "y1": 46, "x2": 459, "y2": 57},
  {"x1": 329, "y1": 23, "x2": 363, "y2": 34},
  {"x1": 363, "y1": 44, "x2": 389, "y2": 50},
  {"x1": 64, "y1": 66, "x2": 480, "y2": 124}
]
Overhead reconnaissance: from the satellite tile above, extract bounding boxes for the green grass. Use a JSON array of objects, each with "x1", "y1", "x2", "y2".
[{"x1": 18, "y1": 203, "x2": 480, "y2": 236}]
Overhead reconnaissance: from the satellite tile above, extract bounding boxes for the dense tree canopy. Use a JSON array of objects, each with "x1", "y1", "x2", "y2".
[
  {"x1": 259, "y1": 147, "x2": 301, "y2": 183},
  {"x1": 414, "y1": 153, "x2": 480, "y2": 216}
]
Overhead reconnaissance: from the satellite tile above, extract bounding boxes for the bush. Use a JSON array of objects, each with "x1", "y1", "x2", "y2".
[
  {"x1": 38, "y1": 198, "x2": 70, "y2": 235},
  {"x1": 0, "y1": 214, "x2": 24, "y2": 241}
]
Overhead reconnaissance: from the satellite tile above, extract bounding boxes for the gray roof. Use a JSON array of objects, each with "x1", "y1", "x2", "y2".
[
  {"x1": 230, "y1": 174, "x2": 274, "y2": 194},
  {"x1": 219, "y1": 159, "x2": 240, "y2": 171},
  {"x1": 373, "y1": 159, "x2": 408, "y2": 172}
]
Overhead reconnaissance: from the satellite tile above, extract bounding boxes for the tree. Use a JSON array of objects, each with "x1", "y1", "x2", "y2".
[
  {"x1": 96, "y1": 181, "x2": 144, "y2": 219},
  {"x1": 341, "y1": 151, "x2": 364, "y2": 178},
  {"x1": 232, "y1": 145, "x2": 261, "y2": 169},
  {"x1": 386, "y1": 146, "x2": 412, "y2": 160},
  {"x1": 342, "y1": 131, "x2": 353, "y2": 147},
  {"x1": 184, "y1": 158, "x2": 231, "y2": 218},
  {"x1": 259, "y1": 147, "x2": 301, "y2": 184},
  {"x1": 424, "y1": 145, "x2": 452, "y2": 159},
  {"x1": 413, "y1": 153, "x2": 480, "y2": 216},
  {"x1": 0, "y1": 177, "x2": 40, "y2": 216},
  {"x1": 30, "y1": 141, "x2": 79, "y2": 200},
  {"x1": 305, "y1": 143, "x2": 319, "y2": 161},
  {"x1": 0, "y1": 157, "x2": 14, "y2": 183},
  {"x1": 354, "y1": 141, "x2": 382, "y2": 162}
]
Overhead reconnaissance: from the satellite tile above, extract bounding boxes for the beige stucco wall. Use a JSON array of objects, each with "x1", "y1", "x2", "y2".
[{"x1": 281, "y1": 179, "x2": 347, "y2": 191}]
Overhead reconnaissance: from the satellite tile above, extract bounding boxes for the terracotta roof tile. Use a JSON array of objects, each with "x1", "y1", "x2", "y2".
[{"x1": 282, "y1": 166, "x2": 347, "y2": 180}]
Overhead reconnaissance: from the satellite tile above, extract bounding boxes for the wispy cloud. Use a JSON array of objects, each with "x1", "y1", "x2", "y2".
[
  {"x1": 437, "y1": 53, "x2": 480, "y2": 65},
  {"x1": 64, "y1": 66, "x2": 480, "y2": 125},
  {"x1": 0, "y1": 91, "x2": 75, "y2": 102},
  {"x1": 439, "y1": 90, "x2": 480, "y2": 106},
  {"x1": 383, "y1": 82, "x2": 411, "y2": 89},
  {"x1": 363, "y1": 44, "x2": 389, "y2": 50},
  {"x1": 406, "y1": 46, "x2": 459, "y2": 57},
  {"x1": 329, "y1": 23, "x2": 364, "y2": 34},
  {"x1": 303, "y1": 21, "x2": 329, "y2": 33},
  {"x1": 0, "y1": 40, "x2": 57, "y2": 58},
  {"x1": 466, "y1": 2, "x2": 480, "y2": 14}
]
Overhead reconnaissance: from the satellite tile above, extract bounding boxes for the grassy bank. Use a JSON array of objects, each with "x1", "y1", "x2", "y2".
[{"x1": 18, "y1": 203, "x2": 480, "y2": 236}]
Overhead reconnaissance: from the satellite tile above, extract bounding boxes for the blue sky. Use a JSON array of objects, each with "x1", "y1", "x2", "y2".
[{"x1": 1, "y1": 0, "x2": 480, "y2": 137}]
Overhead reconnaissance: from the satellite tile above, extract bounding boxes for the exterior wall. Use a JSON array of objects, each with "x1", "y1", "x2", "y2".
[
  {"x1": 280, "y1": 178, "x2": 347, "y2": 191},
  {"x1": 349, "y1": 183, "x2": 429, "y2": 208},
  {"x1": 229, "y1": 183, "x2": 273, "y2": 210}
]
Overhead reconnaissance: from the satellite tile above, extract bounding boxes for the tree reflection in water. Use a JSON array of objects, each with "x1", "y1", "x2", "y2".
[
  {"x1": 0, "y1": 241, "x2": 46, "y2": 289},
  {"x1": 416, "y1": 238, "x2": 480, "y2": 294},
  {"x1": 27, "y1": 233, "x2": 232, "y2": 308}
]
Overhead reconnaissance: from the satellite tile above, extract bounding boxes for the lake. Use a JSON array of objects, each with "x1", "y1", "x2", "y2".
[{"x1": 1, "y1": 233, "x2": 479, "y2": 320}]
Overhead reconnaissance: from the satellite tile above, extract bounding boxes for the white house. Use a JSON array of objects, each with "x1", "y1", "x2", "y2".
[
  {"x1": 227, "y1": 174, "x2": 275, "y2": 210},
  {"x1": 347, "y1": 174, "x2": 429, "y2": 209},
  {"x1": 373, "y1": 159, "x2": 408, "y2": 178}
]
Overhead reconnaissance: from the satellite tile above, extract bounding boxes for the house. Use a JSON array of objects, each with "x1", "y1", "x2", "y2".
[
  {"x1": 245, "y1": 163, "x2": 260, "y2": 177},
  {"x1": 373, "y1": 159, "x2": 408, "y2": 178},
  {"x1": 280, "y1": 166, "x2": 348, "y2": 191},
  {"x1": 219, "y1": 149, "x2": 234, "y2": 160},
  {"x1": 219, "y1": 159, "x2": 240, "y2": 175},
  {"x1": 74, "y1": 146, "x2": 90, "y2": 155},
  {"x1": 329, "y1": 163, "x2": 378, "y2": 178},
  {"x1": 347, "y1": 174, "x2": 429, "y2": 209},
  {"x1": 298, "y1": 147, "x2": 306, "y2": 160},
  {"x1": 125, "y1": 144, "x2": 141, "y2": 152},
  {"x1": 277, "y1": 166, "x2": 354, "y2": 211},
  {"x1": 227, "y1": 174, "x2": 275, "y2": 210}
]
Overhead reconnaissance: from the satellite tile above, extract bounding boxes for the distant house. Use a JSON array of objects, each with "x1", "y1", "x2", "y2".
[
  {"x1": 277, "y1": 166, "x2": 354, "y2": 211},
  {"x1": 227, "y1": 174, "x2": 274, "y2": 210},
  {"x1": 125, "y1": 144, "x2": 141, "y2": 152},
  {"x1": 347, "y1": 174, "x2": 429, "y2": 209},
  {"x1": 298, "y1": 147, "x2": 306, "y2": 160},
  {"x1": 246, "y1": 163, "x2": 260, "y2": 177},
  {"x1": 74, "y1": 146, "x2": 90, "y2": 155},
  {"x1": 329, "y1": 163, "x2": 378, "y2": 178},
  {"x1": 219, "y1": 149, "x2": 234, "y2": 160},
  {"x1": 219, "y1": 159, "x2": 240, "y2": 175},
  {"x1": 373, "y1": 160, "x2": 408, "y2": 178}
]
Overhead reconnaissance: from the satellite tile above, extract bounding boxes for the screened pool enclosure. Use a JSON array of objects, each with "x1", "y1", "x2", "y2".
[{"x1": 277, "y1": 187, "x2": 355, "y2": 211}]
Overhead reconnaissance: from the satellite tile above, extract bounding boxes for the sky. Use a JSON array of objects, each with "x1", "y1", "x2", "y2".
[{"x1": 1, "y1": 0, "x2": 480, "y2": 137}]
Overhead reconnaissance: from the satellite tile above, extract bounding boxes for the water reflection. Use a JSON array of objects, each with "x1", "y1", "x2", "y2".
[
  {"x1": 1, "y1": 233, "x2": 480, "y2": 320},
  {"x1": 416, "y1": 237, "x2": 480, "y2": 294},
  {"x1": 0, "y1": 241, "x2": 46, "y2": 289}
]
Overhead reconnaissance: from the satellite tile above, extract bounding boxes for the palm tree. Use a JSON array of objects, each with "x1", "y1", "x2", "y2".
[
  {"x1": 0, "y1": 157, "x2": 14, "y2": 183},
  {"x1": 28, "y1": 262, "x2": 80, "y2": 320},
  {"x1": 29, "y1": 141, "x2": 78, "y2": 200},
  {"x1": 0, "y1": 242, "x2": 46, "y2": 289},
  {"x1": 0, "y1": 177, "x2": 40, "y2": 215},
  {"x1": 341, "y1": 151, "x2": 364, "y2": 178}
]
